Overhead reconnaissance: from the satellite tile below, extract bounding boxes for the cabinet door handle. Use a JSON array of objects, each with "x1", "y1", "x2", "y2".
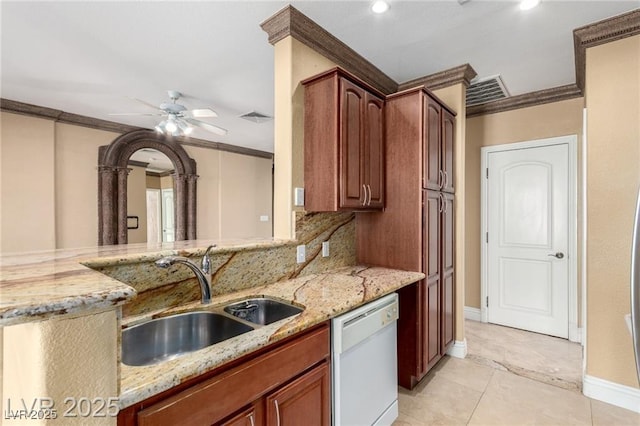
[
  {"x1": 439, "y1": 170, "x2": 444, "y2": 189},
  {"x1": 439, "y1": 193, "x2": 444, "y2": 213},
  {"x1": 444, "y1": 171, "x2": 449, "y2": 189},
  {"x1": 361, "y1": 184, "x2": 366, "y2": 206},
  {"x1": 366, "y1": 184, "x2": 372, "y2": 206},
  {"x1": 248, "y1": 412, "x2": 255, "y2": 426},
  {"x1": 274, "y1": 399, "x2": 281, "y2": 426}
]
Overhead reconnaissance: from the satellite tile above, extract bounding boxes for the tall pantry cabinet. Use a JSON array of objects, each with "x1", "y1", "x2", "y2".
[{"x1": 357, "y1": 86, "x2": 456, "y2": 389}]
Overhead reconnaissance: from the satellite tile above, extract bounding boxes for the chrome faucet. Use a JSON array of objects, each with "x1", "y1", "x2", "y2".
[{"x1": 155, "y1": 245, "x2": 217, "y2": 304}]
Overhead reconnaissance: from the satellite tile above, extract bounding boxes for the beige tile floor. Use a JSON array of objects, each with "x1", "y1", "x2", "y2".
[{"x1": 394, "y1": 320, "x2": 640, "y2": 425}]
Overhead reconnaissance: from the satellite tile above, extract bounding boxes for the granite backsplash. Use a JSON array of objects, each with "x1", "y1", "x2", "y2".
[{"x1": 89, "y1": 212, "x2": 356, "y2": 318}]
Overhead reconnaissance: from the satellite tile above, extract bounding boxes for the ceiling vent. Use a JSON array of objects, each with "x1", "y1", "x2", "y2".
[
  {"x1": 239, "y1": 111, "x2": 272, "y2": 123},
  {"x1": 466, "y1": 75, "x2": 509, "y2": 107}
]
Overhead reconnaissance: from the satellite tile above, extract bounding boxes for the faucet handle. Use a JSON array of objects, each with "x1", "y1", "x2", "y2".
[{"x1": 201, "y1": 245, "x2": 216, "y2": 274}]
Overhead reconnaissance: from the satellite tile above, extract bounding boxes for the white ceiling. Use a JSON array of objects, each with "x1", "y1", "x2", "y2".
[{"x1": 2, "y1": 1, "x2": 638, "y2": 154}]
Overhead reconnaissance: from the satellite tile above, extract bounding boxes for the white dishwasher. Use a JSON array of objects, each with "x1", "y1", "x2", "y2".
[{"x1": 332, "y1": 292, "x2": 399, "y2": 426}]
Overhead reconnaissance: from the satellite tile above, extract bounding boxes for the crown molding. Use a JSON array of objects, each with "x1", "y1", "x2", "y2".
[
  {"x1": 573, "y1": 9, "x2": 640, "y2": 93},
  {"x1": 1, "y1": 98, "x2": 273, "y2": 160},
  {"x1": 398, "y1": 64, "x2": 478, "y2": 91},
  {"x1": 466, "y1": 84, "x2": 583, "y2": 118},
  {"x1": 261, "y1": 5, "x2": 398, "y2": 95},
  {"x1": 1, "y1": 98, "x2": 139, "y2": 134}
]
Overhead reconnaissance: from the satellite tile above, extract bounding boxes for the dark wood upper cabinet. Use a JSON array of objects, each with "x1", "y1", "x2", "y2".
[
  {"x1": 303, "y1": 68, "x2": 385, "y2": 212},
  {"x1": 441, "y1": 110, "x2": 455, "y2": 193},
  {"x1": 423, "y1": 95, "x2": 455, "y2": 193}
]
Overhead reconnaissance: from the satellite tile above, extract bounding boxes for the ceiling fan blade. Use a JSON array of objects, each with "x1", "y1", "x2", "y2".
[
  {"x1": 184, "y1": 118, "x2": 227, "y2": 136},
  {"x1": 186, "y1": 108, "x2": 218, "y2": 118},
  {"x1": 108, "y1": 112, "x2": 161, "y2": 116},
  {"x1": 129, "y1": 97, "x2": 161, "y2": 110}
]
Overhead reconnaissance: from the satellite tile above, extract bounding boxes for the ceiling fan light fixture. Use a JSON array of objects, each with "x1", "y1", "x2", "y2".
[
  {"x1": 165, "y1": 120, "x2": 178, "y2": 133},
  {"x1": 371, "y1": 0, "x2": 389, "y2": 14},
  {"x1": 178, "y1": 121, "x2": 193, "y2": 136},
  {"x1": 520, "y1": 0, "x2": 540, "y2": 10}
]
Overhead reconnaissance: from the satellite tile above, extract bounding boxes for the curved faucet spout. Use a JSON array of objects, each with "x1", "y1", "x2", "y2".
[{"x1": 155, "y1": 256, "x2": 213, "y2": 304}]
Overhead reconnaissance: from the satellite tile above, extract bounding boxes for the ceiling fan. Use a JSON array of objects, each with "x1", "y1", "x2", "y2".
[{"x1": 110, "y1": 90, "x2": 227, "y2": 137}]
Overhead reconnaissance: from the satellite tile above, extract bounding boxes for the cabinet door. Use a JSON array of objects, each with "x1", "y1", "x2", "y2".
[
  {"x1": 220, "y1": 404, "x2": 261, "y2": 426},
  {"x1": 265, "y1": 362, "x2": 330, "y2": 426},
  {"x1": 339, "y1": 77, "x2": 365, "y2": 208},
  {"x1": 423, "y1": 96, "x2": 442, "y2": 191},
  {"x1": 423, "y1": 190, "x2": 441, "y2": 372},
  {"x1": 441, "y1": 193, "x2": 455, "y2": 352},
  {"x1": 441, "y1": 109, "x2": 455, "y2": 193},
  {"x1": 364, "y1": 92, "x2": 385, "y2": 208}
]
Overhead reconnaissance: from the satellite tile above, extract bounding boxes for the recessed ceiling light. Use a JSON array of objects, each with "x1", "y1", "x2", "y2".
[
  {"x1": 520, "y1": 0, "x2": 540, "y2": 11},
  {"x1": 371, "y1": 1, "x2": 389, "y2": 14}
]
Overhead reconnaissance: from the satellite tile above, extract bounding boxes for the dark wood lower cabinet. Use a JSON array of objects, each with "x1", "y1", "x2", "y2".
[
  {"x1": 265, "y1": 363, "x2": 330, "y2": 426},
  {"x1": 118, "y1": 324, "x2": 330, "y2": 426}
]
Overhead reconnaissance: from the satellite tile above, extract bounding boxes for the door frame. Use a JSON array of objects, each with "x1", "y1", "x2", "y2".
[{"x1": 480, "y1": 135, "x2": 579, "y2": 342}]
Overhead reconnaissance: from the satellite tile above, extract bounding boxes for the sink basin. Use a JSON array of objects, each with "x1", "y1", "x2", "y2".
[
  {"x1": 224, "y1": 297, "x2": 303, "y2": 325},
  {"x1": 122, "y1": 312, "x2": 254, "y2": 366}
]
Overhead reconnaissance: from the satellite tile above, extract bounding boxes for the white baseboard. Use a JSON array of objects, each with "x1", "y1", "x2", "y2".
[
  {"x1": 446, "y1": 339, "x2": 467, "y2": 359},
  {"x1": 583, "y1": 374, "x2": 640, "y2": 413},
  {"x1": 464, "y1": 306, "x2": 482, "y2": 322}
]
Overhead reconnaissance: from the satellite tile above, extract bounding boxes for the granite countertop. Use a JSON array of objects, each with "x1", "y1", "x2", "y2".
[
  {"x1": 119, "y1": 265, "x2": 424, "y2": 408},
  {"x1": 0, "y1": 238, "x2": 291, "y2": 326}
]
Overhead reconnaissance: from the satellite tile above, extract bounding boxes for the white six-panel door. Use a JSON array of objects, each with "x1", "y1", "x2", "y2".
[{"x1": 486, "y1": 143, "x2": 569, "y2": 338}]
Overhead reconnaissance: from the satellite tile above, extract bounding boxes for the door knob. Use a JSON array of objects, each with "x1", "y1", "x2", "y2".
[{"x1": 548, "y1": 252, "x2": 565, "y2": 259}]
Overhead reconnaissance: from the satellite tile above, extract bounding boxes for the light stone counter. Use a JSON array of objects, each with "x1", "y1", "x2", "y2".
[
  {"x1": 0, "y1": 238, "x2": 291, "y2": 326},
  {"x1": 119, "y1": 265, "x2": 424, "y2": 408}
]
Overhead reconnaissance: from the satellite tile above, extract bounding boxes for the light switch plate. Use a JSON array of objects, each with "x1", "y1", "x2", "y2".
[
  {"x1": 296, "y1": 244, "x2": 306, "y2": 263},
  {"x1": 322, "y1": 241, "x2": 330, "y2": 257},
  {"x1": 294, "y1": 187, "x2": 305, "y2": 206}
]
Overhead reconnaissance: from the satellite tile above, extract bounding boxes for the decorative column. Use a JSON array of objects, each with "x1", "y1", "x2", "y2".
[
  {"x1": 116, "y1": 167, "x2": 131, "y2": 244},
  {"x1": 186, "y1": 174, "x2": 199, "y2": 240},
  {"x1": 173, "y1": 174, "x2": 187, "y2": 241},
  {"x1": 98, "y1": 166, "x2": 117, "y2": 246}
]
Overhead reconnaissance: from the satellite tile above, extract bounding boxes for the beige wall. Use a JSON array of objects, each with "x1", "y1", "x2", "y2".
[
  {"x1": 0, "y1": 113, "x2": 56, "y2": 253},
  {"x1": 585, "y1": 34, "x2": 640, "y2": 388},
  {"x1": 126, "y1": 165, "x2": 148, "y2": 244},
  {"x1": 0, "y1": 112, "x2": 273, "y2": 252},
  {"x1": 465, "y1": 97, "x2": 585, "y2": 309},
  {"x1": 55, "y1": 123, "x2": 121, "y2": 249},
  {"x1": 273, "y1": 37, "x2": 337, "y2": 239},
  {"x1": 433, "y1": 84, "x2": 468, "y2": 342},
  {"x1": 146, "y1": 175, "x2": 161, "y2": 189},
  {"x1": 219, "y1": 151, "x2": 273, "y2": 238},
  {"x1": 2, "y1": 309, "x2": 118, "y2": 425}
]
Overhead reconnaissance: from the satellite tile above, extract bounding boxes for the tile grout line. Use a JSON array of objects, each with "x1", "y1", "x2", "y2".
[{"x1": 465, "y1": 367, "x2": 496, "y2": 425}]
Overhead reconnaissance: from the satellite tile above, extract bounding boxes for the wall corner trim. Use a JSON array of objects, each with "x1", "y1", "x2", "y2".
[
  {"x1": 446, "y1": 339, "x2": 468, "y2": 359},
  {"x1": 260, "y1": 5, "x2": 397, "y2": 95},
  {"x1": 398, "y1": 64, "x2": 478, "y2": 92},
  {"x1": 573, "y1": 9, "x2": 640, "y2": 93},
  {"x1": 583, "y1": 374, "x2": 640, "y2": 413}
]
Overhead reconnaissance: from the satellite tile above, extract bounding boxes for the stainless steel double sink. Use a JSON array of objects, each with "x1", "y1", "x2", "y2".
[{"x1": 121, "y1": 297, "x2": 303, "y2": 367}]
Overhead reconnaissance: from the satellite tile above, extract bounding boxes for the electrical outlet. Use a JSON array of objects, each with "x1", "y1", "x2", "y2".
[
  {"x1": 260, "y1": 215, "x2": 269, "y2": 222},
  {"x1": 296, "y1": 244, "x2": 306, "y2": 263},
  {"x1": 322, "y1": 241, "x2": 330, "y2": 257},
  {"x1": 294, "y1": 187, "x2": 305, "y2": 206}
]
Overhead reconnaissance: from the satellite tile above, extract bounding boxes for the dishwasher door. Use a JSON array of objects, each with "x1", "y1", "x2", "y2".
[{"x1": 332, "y1": 293, "x2": 399, "y2": 426}]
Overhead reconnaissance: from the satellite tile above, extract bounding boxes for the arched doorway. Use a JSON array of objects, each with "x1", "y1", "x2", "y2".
[{"x1": 98, "y1": 129, "x2": 197, "y2": 245}]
